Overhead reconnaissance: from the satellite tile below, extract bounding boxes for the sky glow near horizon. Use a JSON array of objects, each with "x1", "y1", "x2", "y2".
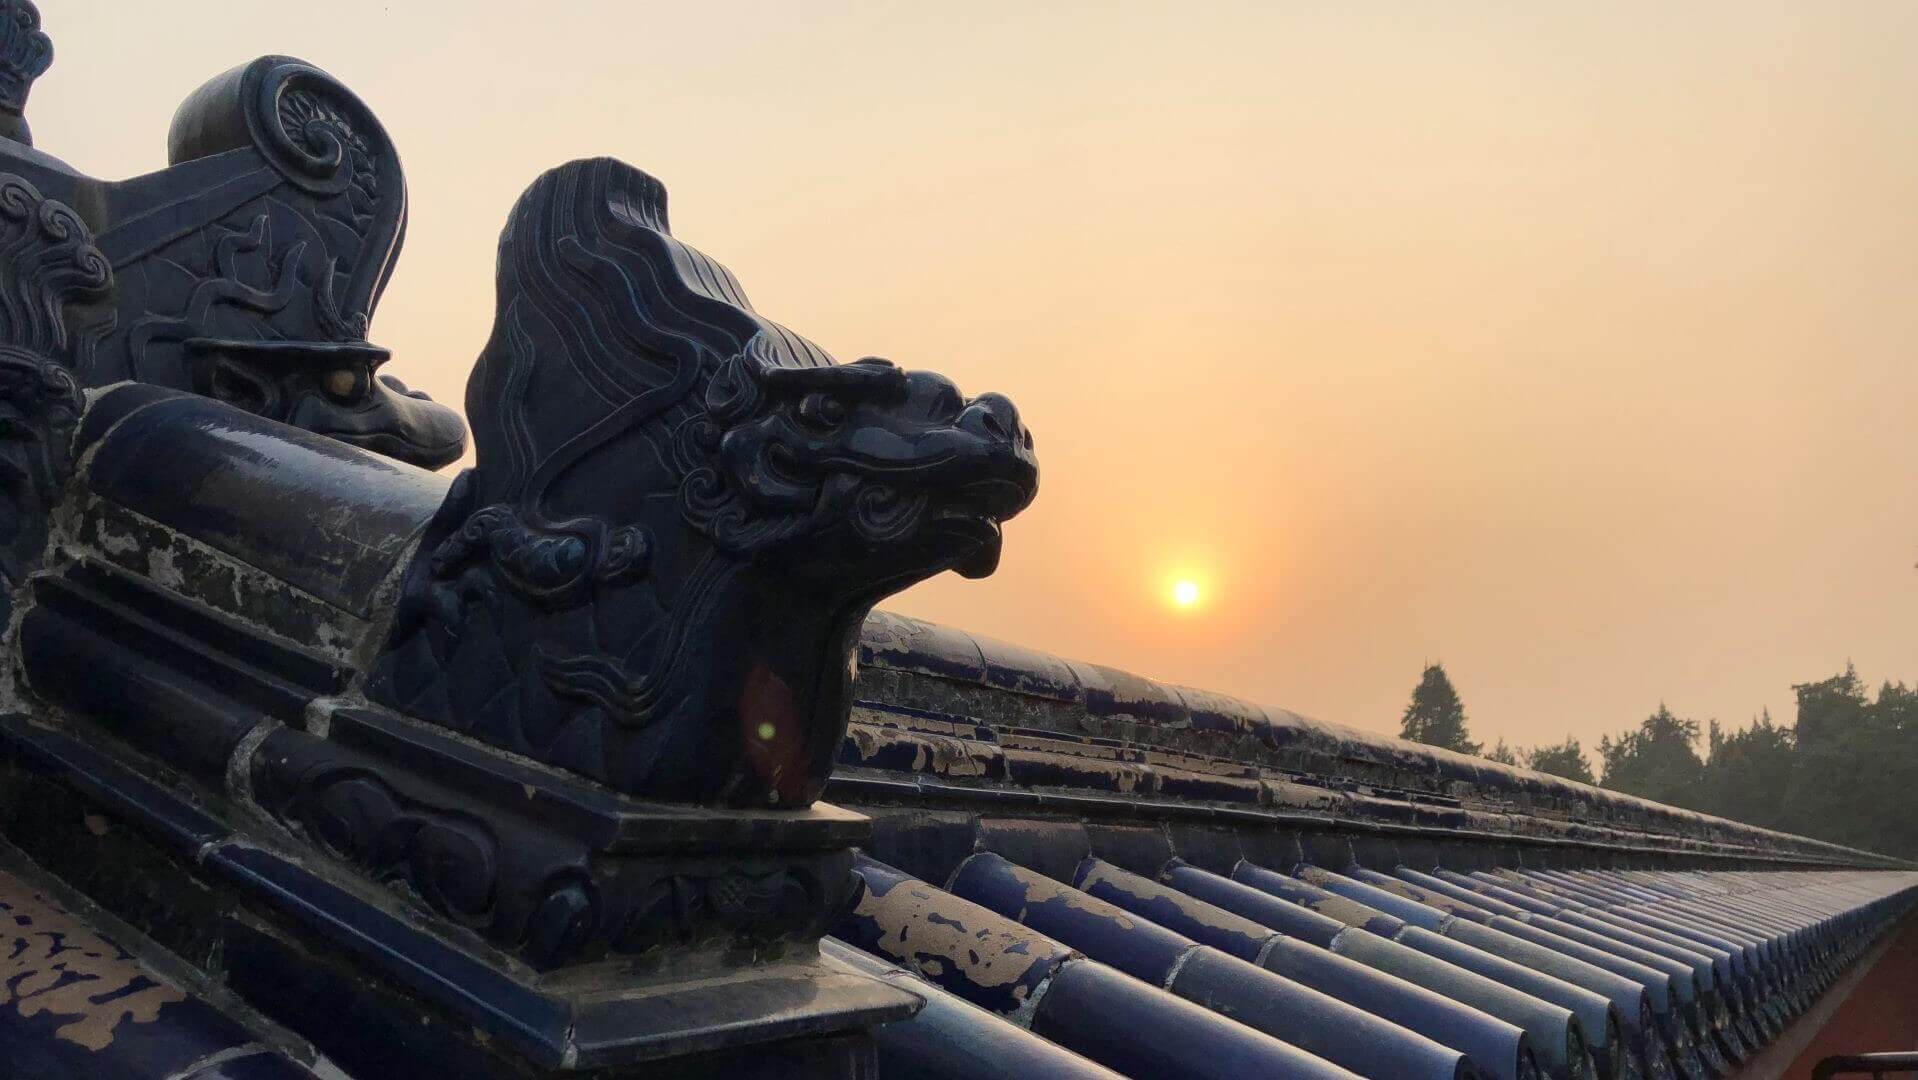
[{"x1": 39, "y1": 1, "x2": 1918, "y2": 757}]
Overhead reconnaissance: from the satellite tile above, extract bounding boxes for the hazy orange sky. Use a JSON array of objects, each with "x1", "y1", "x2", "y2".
[{"x1": 35, "y1": 2, "x2": 1918, "y2": 761}]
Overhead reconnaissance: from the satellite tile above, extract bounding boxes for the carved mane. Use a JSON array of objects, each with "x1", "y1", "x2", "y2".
[
  {"x1": 0, "y1": 172, "x2": 110, "y2": 606},
  {"x1": 469, "y1": 157, "x2": 832, "y2": 516}
]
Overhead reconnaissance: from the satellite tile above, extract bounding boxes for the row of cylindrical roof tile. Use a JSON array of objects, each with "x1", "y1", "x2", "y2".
[{"x1": 830, "y1": 846, "x2": 1918, "y2": 1080}]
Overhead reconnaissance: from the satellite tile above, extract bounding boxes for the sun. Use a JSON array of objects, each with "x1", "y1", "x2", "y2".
[{"x1": 1172, "y1": 580, "x2": 1201, "y2": 609}]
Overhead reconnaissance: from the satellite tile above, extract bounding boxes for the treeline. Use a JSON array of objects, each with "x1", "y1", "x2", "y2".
[{"x1": 1398, "y1": 663, "x2": 1918, "y2": 858}]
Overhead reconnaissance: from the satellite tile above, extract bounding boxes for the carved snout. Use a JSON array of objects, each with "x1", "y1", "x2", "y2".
[
  {"x1": 288, "y1": 372, "x2": 469, "y2": 470},
  {"x1": 190, "y1": 337, "x2": 470, "y2": 470},
  {"x1": 954, "y1": 391, "x2": 1039, "y2": 518},
  {"x1": 958, "y1": 392, "x2": 1029, "y2": 449}
]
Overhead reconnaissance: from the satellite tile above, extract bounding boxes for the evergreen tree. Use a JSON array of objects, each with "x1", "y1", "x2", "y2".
[
  {"x1": 1598, "y1": 705, "x2": 1705, "y2": 808},
  {"x1": 1399, "y1": 664, "x2": 1480, "y2": 755},
  {"x1": 1571, "y1": 668, "x2": 1918, "y2": 860},
  {"x1": 1695, "y1": 712, "x2": 1794, "y2": 830},
  {"x1": 1386, "y1": 660, "x2": 1918, "y2": 859},
  {"x1": 1782, "y1": 668, "x2": 1907, "y2": 853},
  {"x1": 1524, "y1": 738, "x2": 1595, "y2": 785},
  {"x1": 1867, "y1": 682, "x2": 1918, "y2": 856},
  {"x1": 1790, "y1": 665, "x2": 1869, "y2": 750}
]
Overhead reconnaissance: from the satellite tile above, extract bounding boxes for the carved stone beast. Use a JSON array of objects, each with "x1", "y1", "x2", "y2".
[{"x1": 369, "y1": 158, "x2": 1038, "y2": 807}]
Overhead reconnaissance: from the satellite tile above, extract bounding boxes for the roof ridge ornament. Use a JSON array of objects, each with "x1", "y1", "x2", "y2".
[
  {"x1": 0, "y1": 20, "x2": 1033, "y2": 1077},
  {"x1": 0, "y1": 0, "x2": 49, "y2": 145},
  {"x1": 366, "y1": 156, "x2": 1040, "y2": 808}
]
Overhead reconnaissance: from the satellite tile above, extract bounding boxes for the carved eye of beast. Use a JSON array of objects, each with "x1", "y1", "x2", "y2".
[
  {"x1": 780, "y1": 361, "x2": 904, "y2": 432},
  {"x1": 181, "y1": 337, "x2": 467, "y2": 470}
]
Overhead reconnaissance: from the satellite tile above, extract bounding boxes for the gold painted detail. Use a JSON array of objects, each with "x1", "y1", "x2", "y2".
[
  {"x1": 0, "y1": 872, "x2": 187, "y2": 1050},
  {"x1": 854, "y1": 878, "x2": 1051, "y2": 996},
  {"x1": 1078, "y1": 862, "x2": 1264, "y2": 936},
  {"x1": 1009, "y1": 862, "x2": 1136, "y2": 929}
]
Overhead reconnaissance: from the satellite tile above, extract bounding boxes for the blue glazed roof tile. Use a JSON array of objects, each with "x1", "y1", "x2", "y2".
[
  {"x1": 974, "y1": 632, "x2": 1084, "y2": 701},
  {"x1": 831, "y1": 614, "x2": 1918, "y2": 1079},
  {"x1": 860, "y1": 611, "x2": 989, "y2": 682},
  {"x1": 832, "y1": 843, "x2": 1918, "y2": 1080}
]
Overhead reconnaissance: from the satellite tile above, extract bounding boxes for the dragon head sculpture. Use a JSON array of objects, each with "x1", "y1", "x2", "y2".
[
  {"x1": 686, "y1": 352, "x2": 1036, "y2": 582},
  {"x1": 370, "y1": 158, "x2": 1037, "y2": 807}
]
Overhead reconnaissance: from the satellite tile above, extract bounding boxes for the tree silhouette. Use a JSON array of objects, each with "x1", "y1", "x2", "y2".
[
  {"x1": 1697, "y1": 712, "x2": 1793, "y2": 831},
  {"x1": 1525, "y1": 738, "x2": 1595, "y2": 784},
  {"x1": 1598, "y1": 705, "x2": 1704, "y2": 807},
  {"x1": 1509, "y1": 667, "x2": 1918, "y2": 859},
  {"x1": 1399, "y1": 664, "x2": 1480, "y2": 755},
  {"x1": 1779, "y1": 670, "x2": 1918, "y2": 855}
]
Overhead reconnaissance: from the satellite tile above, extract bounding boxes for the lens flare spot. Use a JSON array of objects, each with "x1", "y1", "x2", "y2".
[{"x1": 756, "y1": 722, "x2": 778, "y2": 742}]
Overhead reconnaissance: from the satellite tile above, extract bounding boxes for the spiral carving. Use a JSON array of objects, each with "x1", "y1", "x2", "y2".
[
  {"x1": 0, "y1": 172, "x2": 109, "y2": 614},
  {"x1": 0, "y1": 173, "x2": 111, "y2": 356},
  {"x1": 251, "y1": 61, "x2": 382, "y2": 198}
]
